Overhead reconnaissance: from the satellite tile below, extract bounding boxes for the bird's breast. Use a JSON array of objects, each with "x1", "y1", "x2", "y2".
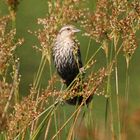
[
  {"x1": 54, "y1": 44, "x2": 74, "y2": 68},
  {"x1": 53, "y1": 40, "x2": 79, "y2": 80}
]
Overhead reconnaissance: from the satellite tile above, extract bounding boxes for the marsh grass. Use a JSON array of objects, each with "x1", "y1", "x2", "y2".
[{"x1": 0, "y1": 0, "x2": 140, "y2": 140}]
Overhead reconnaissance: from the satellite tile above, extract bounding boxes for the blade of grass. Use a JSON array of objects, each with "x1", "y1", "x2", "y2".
[
  {"x1": 67, "y1": 107, "x2": 81, "y2": 140},
  {"x1": 13, "y1": 102, "x2": 58, "y2": 140},
  {"x1": 30, "y1": 106, "x2": 57, "y2": 140},
  {"x1": 105, "y1": 40, "x2": 114, "y2": 138},
  {"x1": 85, "y1": 37, "x2": 92, "y2": 63},
  {"x1": 51, "y1": 102, "x2": 84, "y2": 140},
  {"x1": 33, "y1": 54, "x2": 47, "y2": 90},
  {"x1": 44, "y1": 116, "x2": 52, "y2": 139},
  {"x1": 114, "y1": 35, "x2": 121, "y2": 140}
]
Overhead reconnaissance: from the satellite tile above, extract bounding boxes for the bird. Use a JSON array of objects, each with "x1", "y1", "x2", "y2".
[{"x1": 52, "y1": 25, "x2": 92, "y2": 105}]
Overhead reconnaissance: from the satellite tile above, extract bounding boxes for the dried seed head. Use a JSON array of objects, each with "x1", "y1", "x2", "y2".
[
  {"x1": 0, "y1": 16, "x2": 23, "y2": 73},
  {"x1": 7, "y1": 0, "x2": 19, "y2": 11}
]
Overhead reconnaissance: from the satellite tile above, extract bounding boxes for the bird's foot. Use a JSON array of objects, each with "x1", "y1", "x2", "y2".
[
  {"x1": 61, "y1": 79, "x2": 66, "y2": 84},
  {"x1": 79, "y1": 67, "x2": 86, "y2": 74}
]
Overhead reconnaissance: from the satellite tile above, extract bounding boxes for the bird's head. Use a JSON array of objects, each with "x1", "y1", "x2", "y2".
[{"x1": 58, "y1": 25, "x2": 80, "y2": 40}]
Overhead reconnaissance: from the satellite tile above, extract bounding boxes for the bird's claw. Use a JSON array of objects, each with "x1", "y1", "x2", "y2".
[{"x1": 79, "y1": 67, "x2": 86, "y2": 74}]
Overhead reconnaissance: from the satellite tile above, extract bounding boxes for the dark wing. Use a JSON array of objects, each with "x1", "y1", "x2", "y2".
[{"x1": 77, "y1": 47, "x2": 83, "y2": 68}]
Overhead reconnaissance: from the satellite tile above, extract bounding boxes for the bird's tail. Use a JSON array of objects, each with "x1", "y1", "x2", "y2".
[{"x1": 65, "y1": 77, "x2": 92, "y2": 105}]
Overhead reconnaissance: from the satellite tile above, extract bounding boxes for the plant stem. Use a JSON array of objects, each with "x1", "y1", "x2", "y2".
[
  {"x1": 114, "y1": 39, "x2": 121, "y2": 140},
  {"x1": 105, "y1": 40, "x2": 114, "y2": 138},
  {"x1": 85, "y1": 37, "x2": 92, "y2": 63},
  {"x1": 33, "y1": 54, "x2": 46, "y2": 90}
]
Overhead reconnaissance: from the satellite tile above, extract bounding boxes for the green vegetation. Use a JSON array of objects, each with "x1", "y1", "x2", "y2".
[{"x1": 0, "y1": 0, "x2": 140, "y2": 140}]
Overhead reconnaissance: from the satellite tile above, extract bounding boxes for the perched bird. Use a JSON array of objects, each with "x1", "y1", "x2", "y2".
[{"x1": 52, "y1": 25, "x2": 92, "y2": 105}]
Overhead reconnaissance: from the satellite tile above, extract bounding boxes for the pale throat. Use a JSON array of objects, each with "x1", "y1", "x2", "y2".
[
  {"x1": 58, "y1": 36, "x2": 74, "y2": 57},
  {"x1": 57, "y1": 35, "x2": 74, "y2": 46}
]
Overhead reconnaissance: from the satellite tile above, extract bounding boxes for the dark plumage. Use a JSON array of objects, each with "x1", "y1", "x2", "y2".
[{"x1": 52, "y1": 25, "x2": 92, "y2": 105}]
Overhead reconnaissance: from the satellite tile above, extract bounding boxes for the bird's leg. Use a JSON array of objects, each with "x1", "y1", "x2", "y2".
[{"x1": 61, "y1": 79, "x2": 67, "y2": 84}]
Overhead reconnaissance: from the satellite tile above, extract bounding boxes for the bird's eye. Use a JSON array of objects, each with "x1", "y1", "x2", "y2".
[{"x1": 67, "y1": 28, "x2": 70, "y2": 31}]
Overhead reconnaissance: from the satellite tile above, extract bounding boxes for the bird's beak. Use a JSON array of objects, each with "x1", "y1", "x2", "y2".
[{"x1": 73, "y1": 28, "x2": 81, "y2": 33}]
